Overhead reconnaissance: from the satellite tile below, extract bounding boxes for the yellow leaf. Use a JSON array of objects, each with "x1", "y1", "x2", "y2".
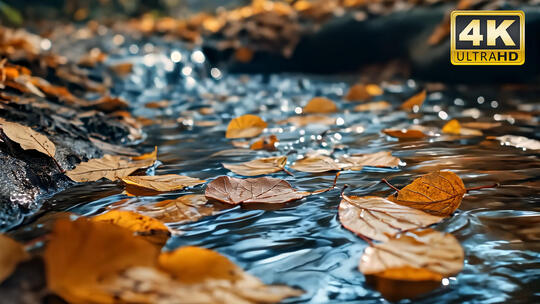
[
  {"x1": 0, "y1": 119, "x2": 56, "y2": 158},
  {"x1": 442, "y1": 119, "x2": 483, "y2": 136},
  {"x1": 226, "y1": 114, "x2": 267, "y2": 139},
  {"x1": 66, "y1": 154, "x2": 155, "y2": 182},
  {"x1": 93, "y1": 210, "x2": 170, "y2": 245},
  {"x1": 223, "y1": 156, "x2": 287, "y2": 176},
  {"x1": 388, "y1": 171, "x2": 466, "y2": 216},
  {"x1": 0, "y1": 235, "x2": 29, "y2": 283},
  {"x1": 121, "y1": 174, "x2": 205, "y2": 192},
  {"x1": 303, "y1": 97, "x2": 337, "y2": 114},
  {"x1": 400, "y1": 90, "x2": 426, "y2": 111}
]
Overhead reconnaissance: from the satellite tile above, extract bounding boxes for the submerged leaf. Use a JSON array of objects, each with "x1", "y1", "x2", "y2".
[
  {"x1": 205, "y1": 176, "x2": 310, "y2": 205},
  {"x1": 0, "y1": 119, "x2": 56, "y2": 158},
  {"x1": 388, "y1": 171, "x2": 466, "y2": 216},
  {"x1": 303, "y1": 97, "x2": 337, "y2": 114},
  {"x1": 136, "y1": 194, "x2": 219, "y2": 224},
  {"x1": 339, "y1": 196, "x2": 443, "y2": 242},
  {"x1": 66, "y1": 155, "x2": 155, "y2": 182},
  {"x1": 290, "y1": 155, "x2": 341, "y2": 173},
  {"x1": 0, "y1": 235, "x2": 29, "y2": 283},
  {"x1": 121, "y1": 174, "x2": 205, "y2": 192},
  {"x1": 340, "y1": 151, "x2": 400, "y2": 171},
  {"x1": 223, "y1": 156, "x2": 287, "y2": 176},
  {"x1": 400, "y1": 90, "x2": 426, "y2": 111},
  {"x1": 226, "y1": 114, "x2": 267, "y2": 139}
]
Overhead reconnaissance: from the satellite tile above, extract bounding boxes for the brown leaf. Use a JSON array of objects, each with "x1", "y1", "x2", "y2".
[
  {"x1": 89, "y1": 96, "x2": 129, "y2": 112},
  {"x1": 93, "y1": 210, "x2": 171, "y2": 246},
  {"x1": 303, "y1": 97, "x2": 337, "y2": 114},
  {"x1": 226, "y1": 114, "x2": 267, "y2": 139},
  {"x1": 442, "y1": 119, "x2": 482, "y2": 136},
  {"x1": 383, "y1": 129, "x2": 427, "y2": 139},
  {"x1": 135, "y1": 194, "x2": 219, "y2": 224},
  {"x1": 339, "y1": 151, "x2": 400, "y2": 171},
  {"x1": 223, "y1": 156, "x2": 287, "y2": 176},
  {"x1": 0, "y1": 119, "x2": 56, "y2": 158},
  {"x1": 121, "y1": 174, "x2": 205, "y2": 192},
  {"x1": 205, "y1": 176, "x2": 310, "y2": 205},
  {"x1": 400, "y1": 90, "x2": 426, "y2": 111},
  {"x1": 359, "y1": 229, "x2": 464, "y2": 280},
  {"x1": 0, "y1": 235, "x2": 29, "y2": 283},
  {"x1": 388, "y1": 171, "x2": 466, "y2": 216},
  {"x1": 460, "y1": 121, "x2": 501, "y2": 130},
  {"x1": 234, "y1": 47, "x2": 254, "y2": 63},
  {"x1": 345, "y1": 84, "x2": 382, "y2": 101},
  {"x1": 339, "y1": 195, "x2": 444, "y2": 242},
  {"x1": 109, "y1": 62, "x2": 133, "y2": 77},
  {"x1": 278, "y1": 115, "x2": 336, "y2": 127},
  {"x1": 354, "y1": 101, "x2": 391, "y2": 112},
  {"x1": 66, "y1": 155, "x2": 155, "y2": 182},
  {"x1": 44, "y1": 218, "x2": 160, "y2": 304},
  {"x1": 290, "y1": 155, "x2": 341, "y2": 173}
]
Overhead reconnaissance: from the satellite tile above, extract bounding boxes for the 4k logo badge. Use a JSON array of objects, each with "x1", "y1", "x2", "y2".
[{"x1": 451, "y1": 10, "x2": 525, "y2": 65}]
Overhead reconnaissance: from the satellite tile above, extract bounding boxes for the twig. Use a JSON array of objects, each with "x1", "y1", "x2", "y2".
[
  {"x1": 381, "y1": 178, "x2": 401, "y2": 192},
  {"x1": 283, "y1": 166, "x2": 294, "y2": 177},
  {"x1": 466, "y1": 183, "x2": 499, "y2": 192}
]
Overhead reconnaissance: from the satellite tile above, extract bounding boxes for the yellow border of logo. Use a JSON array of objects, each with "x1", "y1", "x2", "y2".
[{"x1": 450, "y1": 10, "x2": 525, "y2": 65}]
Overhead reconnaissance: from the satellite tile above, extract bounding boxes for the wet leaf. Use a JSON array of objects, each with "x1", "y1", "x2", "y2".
[
  {"x1": 93, "y1": 210, "x2": 171, "y2": 245},
  {"x1": 388, "y1": 171, "x2": 466, "y2": 216},
  {"x1": 0, "y1": 235, "x2": 29, "y2": 283},
  {"x1": 345, "y1": 84, "x2": 382, "y2": 101},
  {"x1": 442, "y1": 119, "x2": 482, "y2": 136},
  {"x1": 44, "y1": 218, "x2": 160, "y2": 304},
  {"x1": 278, "y1": 114, "x2": 336, "y2": 127},
  {"x1": 339, "y1": 195, "x2": 443, "y2": 242},
  {"x1": 400, "y1": 90, "x2": 426, "y2": 111},
  {"x1": 359, "y1": 229, "x2": 463, "y2": 280},
  {"x1": 223, "y1": 156, "x2": 287, "y2": 176},
  {"x1": 66, "y1": 155, "x2": 155, "y2": 182},
  {"x1": 250, "y1": 134, "x2": 278, "y2": 151},
  {"x1": 354, "y1": 100, "x2": 391, "y2": 112},
  {"x1": 0, "y1": 119, "x2": 56, "y2": 158},
  {"x1": 226, "y1": 114, "x2": 267, "y2": 139},
  {"x1": 460, "y1": 121, "x2": 501, "y2": 130},
  {"x1": 383, "y1": 128, "x2": 427, "y2": 139},
  {"x1": 490, "y1": 135, "x2": 540, "y2": 151},
  {"x1": 205, "y1": 176, "x2": 310, "y2": 205},
  {"x1": 340, "y1": 151, "x2": 400, "y2": 171},
  {"x1": 290, "y1": 155, "x2": 341, "y2": 173},
  {"x1": 136, "y1": 194, "x2": 219, "y2": 224},
  {"x1": 121, "y1": 174, "x2": 205, "y2": 192},
  {"x1": 303, "y1": 97, "x2": 337, "y2": 114}
]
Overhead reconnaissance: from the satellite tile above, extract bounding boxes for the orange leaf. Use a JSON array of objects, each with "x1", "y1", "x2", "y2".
[
  {"x1": 303, "y1": 97, "x2": 337, "y2": 114},
  {"x1": 250, "y1": 134, "x2": 278, "y2": 151},
  {"x1": 0, "y1": 235, "x2": 29, "y2": 283},
  {"x1": 226, "y1": 114, "x2": 267, "y2": 139},
  {"x1": 400, "y1": 90, "x2": 426, "y2": 111},
  {"x1": 383, "y1": 129, "x2": 427, "y2": 139},
  {"x1": 345, "y1": 84, "x2": 382, "y2": 101},
  {"x1": 442, "y1": 119, "x2": 482, "y2": 136}
]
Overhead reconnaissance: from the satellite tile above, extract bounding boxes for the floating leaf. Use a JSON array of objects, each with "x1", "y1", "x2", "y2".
[
  {"x1": 442, "y1": 119, "x2": 482, "y2": 136},
  {"x1": 490, "y1": 135, "x2": 540, "y2": 151},
  {"x1": 226, "y1": 114, "x2": 267, "y2": 139},
  {"x1": 354, "y1": 100, "x2": 391, "y2": 112},
  {"x1": 66, "y1": 155, "x2": 155, "y2": 182},
  {"x1": 339, "y1": 195, "x2": 443, "y2": 242},
  {"x1": 0, "y1": 119, "x2": 56, "y2": 158},
  {"x1": 345, "y1": 84, "x2": 382, "y2": 101},
  {"x1": 93, "y1": 210, "x2": 170, "y2": 245},
  {"x1": 121, "y1": 174, "x2": 205, "y2": 192},
  {"x1": 223, "y1": 156, "x2": 287, "y2": 176},
  {"x1": 400, "y1": 90, "x2": 426, "y2": 111},
  {"x1": 461, "y1": 121, "x2": 501, "y2": 130},
  {"x1": 388, "y1": 171, "x2": 466, "y2": 216},
  {"x1": 250, "y1": 134, "x2": 278, "y2": 151},
  {"x1": 0, "y1": 235, "x2": 29, "y2": 283},
  {"x1": 303, "y1": 97, "x2": 337, "y2": 114},
  {"x1": 132, "y1": 146, "x2": 158, "y2": 161},
  {"x1": 340, "y1": 151, "x2": 400, "y2": 171},
  {"x1": 205, "y1": 176, "x2": 310, "y2": 205},
  {"x1": 383, "y1": 129, "x2": 427, "y2": 139},
  {"x1": 136, "y1": 194, "x2": 219, "y2": 224},
  {"x1": 290, "y1": 155, "x2": 341, "y2": 173},
  {"x1": 44, "y1": 218, "x2": 160, "y2": 304},
  {"x1": 278, "y1": 115, "x2": 336, "y2": 127}
]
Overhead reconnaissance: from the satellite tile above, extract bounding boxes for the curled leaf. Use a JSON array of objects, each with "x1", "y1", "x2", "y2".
[
  {"x1": 205, "y1": 176, "x2": 310, "y2": 205},
  {"x1": 388, "y1": 171, "x2": 466, "y2": 216},
  {"x1": 66, "y1": 155, "x2": 155, "y2": 182},
  {"x1": 339, "y1": 195, "x2": 444, "y2": 242},
  {"x1": 223, "y1": 156, "x2": 287, "y2": 176},
  {"x1": 0, "y1": 235, "x2": 29, "y2": 283},
  {"x1": 303, "y1": 97, "x2": 337, "y2": 114},
  {"x1": 121, "y1": 174, "x2": 205, "y2": 192},
  {"x1": 226, "y1": 114, "x2": 267, "y2": 139},
  {"x1": 290, "y1": 155, "x2": 341, "y2": 173},
  {"x1": 400, "y1": 90, "x2": 426, "y2": 111}
]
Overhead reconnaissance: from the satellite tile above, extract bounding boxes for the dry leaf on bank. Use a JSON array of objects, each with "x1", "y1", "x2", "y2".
[
  {"x1": 0, "y1": 119, "x2": 56, "y2": 158},
  {"x1": 226, "y1": 114, "x2": 267, "y2": 139},
  {"x1": 303, "y1": 97, "x2": 337, "y2": 114},
  {"x1": 205, "y1": 176, "x2": 310, "y2": 205},
  {"x1": 442, "y1": 119, "x2": 482, "y2": 136},
  {"x1": 387, "y1": 171, "x2": 466, "y2": 216},
  {"x1": 291, "y1": 155, "x2": 341, "y2": 173},
  {"x1": 340, "y1": 151, "x2": 400, "y2": 171},
  {"x1": 223, "y1": 156, "x2": 287, "y2": 176},
  {"x1": 400, "y1": 90, "x2": 426, "y2": 111},
  {"x1": 278, "y1": 115, "x2": 336, "y2": 127},
  {"x1": 0, "y1": 235, "x2": 29, "y2": 283},
  {"x1": 345, "y1": 84, "x2": 383, "y2": 101},
  {"x1": 359, "y1": 229, "x2": 464, "y2": 280},
  {"x1": 44, "y1": 218, "x2": 160, "y2": 304},
  {"x1": 339, "y1": 196, "x2": 444, "y2": 242},
  {"x1": 121, "y1": 174, "x2": 205, "y2": 192},
  {"x1": 66, "y1": 154, "x2": 155, "y2": 182},
  {"x1": 383, "y1": 129, "x2": 427, "y2": 139},
  {"x1": 354, "y1": 101, "x2": 391, "y2": 112},
  {"x1": 93, "y1": 210, "x2": 171, "y2": 245}
]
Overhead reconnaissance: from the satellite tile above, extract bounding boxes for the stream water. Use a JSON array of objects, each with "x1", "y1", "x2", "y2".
[{"x1": 9, "y1": 35, "x2": 540, "y2": 303}]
